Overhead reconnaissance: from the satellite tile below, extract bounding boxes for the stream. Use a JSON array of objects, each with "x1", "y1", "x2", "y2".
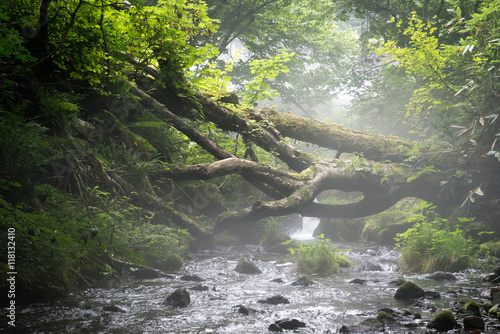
[{"x1": 1, "y1": 218, "x2": 498, "y2": 333}]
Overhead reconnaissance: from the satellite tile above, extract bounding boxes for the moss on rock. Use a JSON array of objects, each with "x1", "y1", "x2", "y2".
[
  {"x1": 394, "y1": 281, "x2": 425, "y2": 300},
  {"x1": 427, "y1": 310, "x2": 456, "y2": 331}
]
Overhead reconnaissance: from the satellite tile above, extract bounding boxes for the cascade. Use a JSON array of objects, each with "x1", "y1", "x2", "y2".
[
  {"x1": 290, "y1": 199, "x2": 320, "y2": 240},
  {"x1": 291, "y1": 215, "x2": 320, "y2": 241}
]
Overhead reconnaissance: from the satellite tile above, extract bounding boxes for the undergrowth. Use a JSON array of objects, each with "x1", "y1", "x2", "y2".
[
  {"x1": 395, "y1": 201, "x2": 480, "y2": 273},
  {"x1": 285, "y1": 234, "x2": 352, "y2": 274},
  {"x1": 0, "y1": 183, "x2": 190, "y2": 304}
]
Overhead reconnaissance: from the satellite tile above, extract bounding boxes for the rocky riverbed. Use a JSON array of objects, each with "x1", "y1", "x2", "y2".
[{"x1": 2, "y1": 242, "x2": 500, "y2": 333}]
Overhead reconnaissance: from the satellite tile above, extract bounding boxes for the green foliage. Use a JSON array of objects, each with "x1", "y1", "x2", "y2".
[
  {"x1": 259, "y1": 216, "x2": 283, "y2": 235},
  {"x1": 395, "y1": 201, "x2": 479, "y2": 273},
  {"x1": 242, "y1": 51, "x2": 295, "y2": 105},
  {"x1": 127, "y1": 224, "x2": 190, "y2": 271},
  {"x1": 189, "y1": 51, "x2": 237, "y2": 101},
  {"x1": 0, "y1": 11, "x2": 36, "y2": 64},
  {"x1": 377, "y1": 13, "x2": 459, "y2": 132},
  {"x1": 0, "y1": 183, "x2": 190, "y2": 302},
  {"x1": 0, "y1": 109, "x2": 60, "y2": 179},
  {"x1": 39, "y1": 89, "x2": 82, "y2": 133},
  {"x1": 0, "y1": 188, "x2": 96, "y2": 301},
  {"x1": 286, "y1": 234, "x2": 352, "y2": 274},
  {"x1": 202, "y1": 0, "x2": 357, "y2": 112},
  {"x1": 258, "y1": 216, "x2": 291, "y2": 248},
  {"x1": 406, "y1": 164, "x2": 437, "y2": 182}
]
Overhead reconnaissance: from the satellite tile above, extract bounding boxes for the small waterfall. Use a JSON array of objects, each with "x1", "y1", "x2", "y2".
[
  {"x1": 291, "y1": 215, "x2": 321, "y2": 240},
  {"x1": 291, "y1": 198, "x2": 320, "y2": 240}
]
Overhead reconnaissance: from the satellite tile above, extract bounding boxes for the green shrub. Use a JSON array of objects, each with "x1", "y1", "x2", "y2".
[
  {"x1": 259, "y1": 217, "x2": 290, "y2": 248},
  {"x1": 127, "y1": 224, "x2": 191, "y2": 271},
  {"x1": 286, "y1": 234, "x2": 352, "y2": 274},
  {"x1": 395, "y1": 201, "x2": 478, "y2": 273},
  {"x1": 0, "y1": 183, "x2": 191, "y2": 303}
]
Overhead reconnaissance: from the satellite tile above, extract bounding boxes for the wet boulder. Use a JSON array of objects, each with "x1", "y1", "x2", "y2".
[
  {"x1": 394, "y1": 281, "x2": 425, "y2": 300},
  {"x1": 163, "y1": 288, "x2": 191, "y2": 307},
  {"x1": 271, "y1": 278, "x2": 285, "y2": 284},
  {"x1": 480, "y1": 287, "x2": 500, "y2": 304},
  {"x1": 237, "y1": 305, "x2": 259, "y2": 315},
  {"x1": 235, "y1": 258, "x2": 262, "y2": 274},
  {"x1": 388, "y1": 278, "x2": 406, "y2": 287},
  {"x1": 424, "y1": 271, "x2": 457, "y2": 281},
  {"x1": 268, "y1": 324, "x2": 283, "y2": 332},
  {"x1": 427, "y1": 310, "x2": 456, "y2": 331},
  {"x1": 257, "y1": 294, "x2": 290, "y2": 305},
  {"x1": 445, "y1": 290, "x2": 458, "y2": 298},
  {"x1": 424, "y1": 291, "x2": 441, "y2": 299},
  {"x1": 339, "y1": 318, "x2": 384, "y2": 333},
  {"x1": 291, "y1": 276, "x2": 314, "y2": 286},
  {"x1": 349, "y1": 278, "x2": 367, "y2": 285},
  {"x1": 270, "y1": 319, "x2": 306, "y2": 331},
  {"x1": 180, "y1": 274, "x2": 204, "y2": 282},
  {"x1": 103, "y1": 304, "x2": 127, "y2": 313},
  {"x1": 130, "y1": 268, "x2": 168, "y2": 279},
  {"x1": 463, "y1": 316, "x2": 485, "y2": 331},
  {"x1": 461, "y1": 301, "x2": 481, "y2": 317},
  {"x1": 377, "y1": 310, "x2": 396, "y2": 325},
  {"x1": 363, "y1": 260, "x2": 384, "y2": 271}
]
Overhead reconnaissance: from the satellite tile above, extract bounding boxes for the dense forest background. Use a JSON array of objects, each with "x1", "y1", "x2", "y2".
[{"x1": 1, "y1": 0, "x2": 499, "y2": 304}]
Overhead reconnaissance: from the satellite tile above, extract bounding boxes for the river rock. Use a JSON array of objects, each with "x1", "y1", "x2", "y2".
[
  {"x1": 394, "y1": 281, "x2": 425, "y2": 300},
  {"x1": 257, "y1": 294, "x2": 290, "y2": 305},
  {"x1": 271, "y1": 278, "x2": 285, "y2": 283},
  {"x1": 291, "y1": 276, "x2": 314, "y2": 286},
  {"x1": 237, "y1": 305, "x2": 258, "y2": 315},
  {"x1": 235, "y1": 258, "x2": 262, "y2": 274},
  {"x1": 180, "y1": 274, "x2": 204, "y2": 282},
  {"x1": 484, "y1": 287, "x2": 500, "y2": 303},
  {"x1": 339, "y1": 318, "x2": 384, "y2": 333},
  {"x1": 103, "y1": 304, "x2": 127, "y2": 313},
  {"x1": 272, "y1": 318, "x2": 306, "y2": 330},
  {"x1": 130, "y1": 268, "x2": 167, "y2": 279},
  {"x1": 268, "y1": 324, "x2": 282, "y2": 332},
  {"x1": 163, "y1": 288, "x2": 190, "y2": 307},
  {"x1": 463, "y1": 316, "x2": 485, "y2": 331},
  {"x1": 445, "y1": 290, "x2": 458, "y2": 298},
  {"x1": 388, "y1": 278, "x2": 406, "y2": 287},
  {"x1": 461, "y1": 301, "x2": 482, "y2": 317},
  {"x1": 377, "y1": 310, "x2": 396, "y2": 324},
  {"x1": 424, "y1": 291, "x2": 441, "y2": 299},
  {"x1": 424, "y1": 271, "x2": 457, "y2": 281},
  {"x1": 363, "y1": 260, "x2": 384, "y2": 271},
  {"x1": 427, "y1": 310, "x2": 456, "y2": 331},
  {"x1": 349, "y1": 278, "x2": 367, "y2": 285}
]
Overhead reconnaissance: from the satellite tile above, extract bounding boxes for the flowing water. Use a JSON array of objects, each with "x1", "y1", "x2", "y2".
[
  {"x1": 290, "y1": 215, "x2": 321, "y2": 241},
  {"x1": 2, "y1": 223, "x2": 498, "y2": 334}
]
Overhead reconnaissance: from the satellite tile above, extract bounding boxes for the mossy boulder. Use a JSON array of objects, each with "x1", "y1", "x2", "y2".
[
  {"x1": 462, "y1": 301, "x2": 481, "y2": 317},
  {"x1": 394, "y1": 281, "x2": 425, "y2": 300},
  {"x1": 260, "y1": 231, "x2": 292, "y2": 253},
  {"x1": 377, "y1": 311, "x2": 396, "y2": 324},
  {"x1": 427, "y1": 310, "x2": 456, "y2": 331},
  {"x1": 315, "y1": 217, "x2": 365, "y2": 242}
]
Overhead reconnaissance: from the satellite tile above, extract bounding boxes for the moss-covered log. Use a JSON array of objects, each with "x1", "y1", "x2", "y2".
[{"x1": 261, "y1": 108, "x2": 419, "y2": 162}]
